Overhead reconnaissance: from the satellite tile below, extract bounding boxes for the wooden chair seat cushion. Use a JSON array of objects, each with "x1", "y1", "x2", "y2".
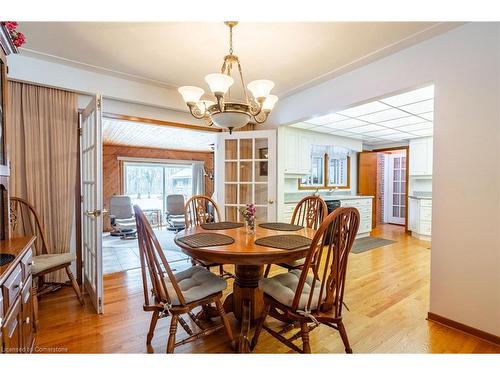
[
  {"x1": 280, "y1": 258, "x2": 304, "y2": 268},
  {"x1": 259, "y1": 269, "x2": 321, "y2": 310},
  {"x1": 163, "y1": 266, "x2": 227, "y2": 305},
  {"x1": 32, "y1": 253, "x2": 76, "y2": 275},
  {"x1": 195, "y1": 259, "x2": 222, "y2": 267}
]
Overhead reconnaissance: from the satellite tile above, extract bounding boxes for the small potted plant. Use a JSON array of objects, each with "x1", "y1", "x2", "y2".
[{"x1": 240, "y1": 203, "x2": 256, "y2": 235}]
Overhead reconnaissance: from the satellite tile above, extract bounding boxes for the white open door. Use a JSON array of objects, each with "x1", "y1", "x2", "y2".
[
  {"x1": 386, "y1": 152, "x2": 406, "y2": 225},
  {"x1": 80, "y1": 95, "x2": 104, "y2": 314},
  {"x1": 215, "y1": 129, "x2": 277, "y2": 222}
]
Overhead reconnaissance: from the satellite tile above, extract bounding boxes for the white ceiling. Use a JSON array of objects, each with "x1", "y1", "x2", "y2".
[
  {"x1": 102, "y1": 119, "x2": 216, "y2": 151},
  {"x1": 17, "y1": 22, "x2": 458, "y2": 98},
  {"x1": 289, "y1": 85, "x2": 434, "y2": 145}
]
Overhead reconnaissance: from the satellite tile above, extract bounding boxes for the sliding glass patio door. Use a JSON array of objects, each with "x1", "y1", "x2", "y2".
[{"x1": 123, "y1": 161, "x2": 194, "y2": 214}]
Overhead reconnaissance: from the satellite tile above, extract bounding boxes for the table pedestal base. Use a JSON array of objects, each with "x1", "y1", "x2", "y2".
[{"x1": 222, "y1": 265, "x2": 264, "y2": 353}]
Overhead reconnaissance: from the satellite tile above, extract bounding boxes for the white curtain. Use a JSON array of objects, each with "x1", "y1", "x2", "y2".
[
  {"x1": 326, "y1": 145, "x2": 350, "y2": 158},
  {"x1": 192, "y1": 162, "x2": 205, "y2": 195}
]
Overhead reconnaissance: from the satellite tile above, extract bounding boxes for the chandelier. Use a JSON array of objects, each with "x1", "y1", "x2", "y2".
[{"x1": 178, "y1": 21, "x2": 278, "y2": 134}]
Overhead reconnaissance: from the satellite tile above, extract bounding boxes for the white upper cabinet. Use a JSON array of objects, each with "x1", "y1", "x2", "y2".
[
  {"x1": 283, "y1": 130, "x2": 311, "y2": 175},
  {"x1": 409, "y1": 137, "x2": 433, "y2": 176}
]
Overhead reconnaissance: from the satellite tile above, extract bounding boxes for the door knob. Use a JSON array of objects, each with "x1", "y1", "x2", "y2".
[
  {"x1": 85, "y1": 209, "x2": 102, "y2": 217},
  {"x1": 268, "y1": 199, "x2": 275, "y2": 204}
]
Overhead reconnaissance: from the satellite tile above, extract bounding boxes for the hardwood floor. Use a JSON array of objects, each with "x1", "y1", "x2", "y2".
[{"x1": 35, "y1": 224, "x2": 500, "y2": 353}]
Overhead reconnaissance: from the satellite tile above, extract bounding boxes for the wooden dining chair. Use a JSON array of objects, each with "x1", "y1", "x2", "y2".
[
  {"x1": 263, "y1": 195, "x2": 328, "y2": 277},
  {"x1": 10, "y1": 197, "x2": 85, "y2": 329},
  {"x1": 184, "y1": 195, "x2": 232, "y2": 278},
  {"x1": 251, "y1": 207, "x2": 360, "y2": 354},
  {"x1": 134, "y1": 205, "x2": 234, "y2": 353}
]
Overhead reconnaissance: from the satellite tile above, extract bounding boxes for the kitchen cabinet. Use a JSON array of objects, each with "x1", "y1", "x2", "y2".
[
  {"x1": 408, "y1": 197, "x2": 432, "y2": 240},
  {"x1": 283, "y1": 196, "x2": 372, "y2": 239},
  {"x1": 283, "y1": 130, "x2": 311, "y2": 175},
  {"x1": 339, "y1": 198, "x2": 373, "y2": 238},
  {"x1": 408, "y1": 197, "x2": 419, "y2": 231},
  {"x1": 409, "y1": 137, "x2": 433, "y2": 176}
]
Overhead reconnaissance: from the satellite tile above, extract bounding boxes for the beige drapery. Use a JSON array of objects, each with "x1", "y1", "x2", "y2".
[{"x1": 7, "y1": 81, "x2": 78, "y2": 282}]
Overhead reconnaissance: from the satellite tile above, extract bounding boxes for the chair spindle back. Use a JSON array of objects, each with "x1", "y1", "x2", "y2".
[
  {"x1": 184, "y1": 195, "x2": 221, "y2": 228},
  {"x1": 292, "y1": 207, "x2": 360, "y2": 318},
  {"x1": 10, "y1": 197, "x2": 49, "y2": 257},
  {"x1": 134, "y1": 205, "x2": 186, "y2": 308},
  {"x1": 291, "y1": 195, "x2": 328, "y2": 230}
]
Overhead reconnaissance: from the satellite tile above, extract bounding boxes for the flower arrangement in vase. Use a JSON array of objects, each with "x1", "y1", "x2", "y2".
[
  {"x1": 240, "y1": 203, "x2": 256, "y2": 235},
  {"x1": 2, "y1": 22, "x2": 26, "y2": 48}
]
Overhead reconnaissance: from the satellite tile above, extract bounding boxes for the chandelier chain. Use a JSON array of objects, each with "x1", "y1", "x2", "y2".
[{"x1": 229, "y1": 23, "x2": 233, "y2": 55}]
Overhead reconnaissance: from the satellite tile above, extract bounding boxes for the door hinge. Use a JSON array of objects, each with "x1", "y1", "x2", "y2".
[
  {"x1": 98, "y1": 297, "x2": 102, "y2": 308},
  {"x1": 79, "y1": 128, "x2": 83, "y2": 136},
  {"x1": 81, "y1": 195, "x2": 84, "y2": 203},
  {"x1": 97, "y1": 98, "x2": 102, "y2": 109}
]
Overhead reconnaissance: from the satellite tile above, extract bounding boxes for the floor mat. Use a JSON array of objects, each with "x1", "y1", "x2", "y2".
[{"x1": 351, "y1": 236, "x2": 397, "y2": 254}]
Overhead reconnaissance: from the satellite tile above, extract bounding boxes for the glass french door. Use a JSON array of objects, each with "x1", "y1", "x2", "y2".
[
  {"x1": 387, "y1": 153, "x2": 406, "y2": 225},
  {"x1": 80, "y1": 94, "x2": 104, "y2": 314},
  {"x1": 216, "y1": 130, "x2": 276, "y2": 222}
]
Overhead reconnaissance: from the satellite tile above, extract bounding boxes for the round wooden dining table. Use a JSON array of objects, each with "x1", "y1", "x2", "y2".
[{"x1": 174, "y1": 224, "x2": 315, "y2": 353}]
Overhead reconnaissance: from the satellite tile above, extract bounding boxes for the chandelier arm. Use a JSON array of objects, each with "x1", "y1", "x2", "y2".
[
  {"x1": 215, "y1": 94, "x2": 225, "y2": 113},
  {"x1": 188, "y1": 104, "x2": 208, "y2": 119},
  {"x1": 204, "y1": 117, "x2": 214, "y2": 127},
  {"x1": 252, "y1": 112, "x2": 269, "y2": 124},
  {"x1": 249, "y1": 101, "x2": 262, "y2": 117},
  {"x1": 236, "y1": 60, "x2": 251, "y2": 105}
]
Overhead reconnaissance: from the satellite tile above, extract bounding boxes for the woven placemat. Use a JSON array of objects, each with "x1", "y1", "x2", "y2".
[
  {"x1": 255, "y1": 235, "x2": 312, "y2": 250},
  {"x1": 201, "y1": 222, "x2": 244, "y2": 230},
  {"x1": 259, "y1": 222, "x2": 304, "y2": 231},
  {"x1": 0, "y1": 253, "x2": 15, "y2": 266},
  {"x1": 177, "y1": 233, "x2": 235, "y2": 248}
]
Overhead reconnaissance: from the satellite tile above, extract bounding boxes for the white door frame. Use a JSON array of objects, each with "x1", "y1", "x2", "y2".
[
  {"x1": 80, "y1": 94, "x2": 104, "y2": 314},
  {"x1": 386, "y1": 152, "x2": 406, "y2": 225},
  {"x1": 215, "y1": 129, "x2": 277, "y2": 222}
]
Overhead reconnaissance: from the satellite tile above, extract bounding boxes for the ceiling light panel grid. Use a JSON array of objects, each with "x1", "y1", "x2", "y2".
[{"x1": 295, "y1": 85, "x2": 435, "y2": 143}]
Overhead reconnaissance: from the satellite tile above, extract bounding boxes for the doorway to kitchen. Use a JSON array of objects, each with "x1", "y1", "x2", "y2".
[{"x1": 358, "y1": 147, "x2": 409, "y2": 230}]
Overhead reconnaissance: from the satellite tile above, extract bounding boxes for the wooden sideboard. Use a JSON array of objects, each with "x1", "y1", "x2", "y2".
[{"x1": 1, "y1": 236, "x2": 36, "y2": 353}]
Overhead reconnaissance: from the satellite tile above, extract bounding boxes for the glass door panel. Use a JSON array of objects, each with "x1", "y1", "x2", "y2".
[
  {"x1": 387, "y1": 152, "x2": 406, "y2": 225},
  {"x1": 240, "y1": 161, "x2": 253, "y2": 182},
  {"x1": 225, "y1": 162, "x2": 238, "y2": 182},
  {"x1": 217, "y1": 130, "x2": 276, "y2": 222},
  {"x1": 225, "y1": 139, "x2": 237, "y2": 159},
  {"x1": 240, "y1": 138, "x2": 253, "y2": 159}
]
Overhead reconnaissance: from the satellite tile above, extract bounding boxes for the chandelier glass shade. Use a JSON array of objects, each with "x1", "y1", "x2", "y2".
[{"x1": 178, "y1": 22, "x2": 278, "y2": 133}]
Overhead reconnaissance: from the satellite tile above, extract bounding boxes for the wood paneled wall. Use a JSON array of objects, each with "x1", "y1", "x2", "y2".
[{"x1": 102, "y1": 144, "x2": 214, "y2": 231}]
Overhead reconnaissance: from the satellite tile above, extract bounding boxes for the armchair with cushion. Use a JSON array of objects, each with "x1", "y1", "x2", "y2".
[
  {"x1": 109, "y1": 195, "x2": 137, "y2": 238},
  {"x1": 165, "y1": 194, "x2": 186, "y2": 232}
]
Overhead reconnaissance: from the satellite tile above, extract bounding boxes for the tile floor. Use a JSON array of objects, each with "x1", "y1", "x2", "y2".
[{"x1": 102, "y1": 228, "x2": 190, "y2": 274}]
